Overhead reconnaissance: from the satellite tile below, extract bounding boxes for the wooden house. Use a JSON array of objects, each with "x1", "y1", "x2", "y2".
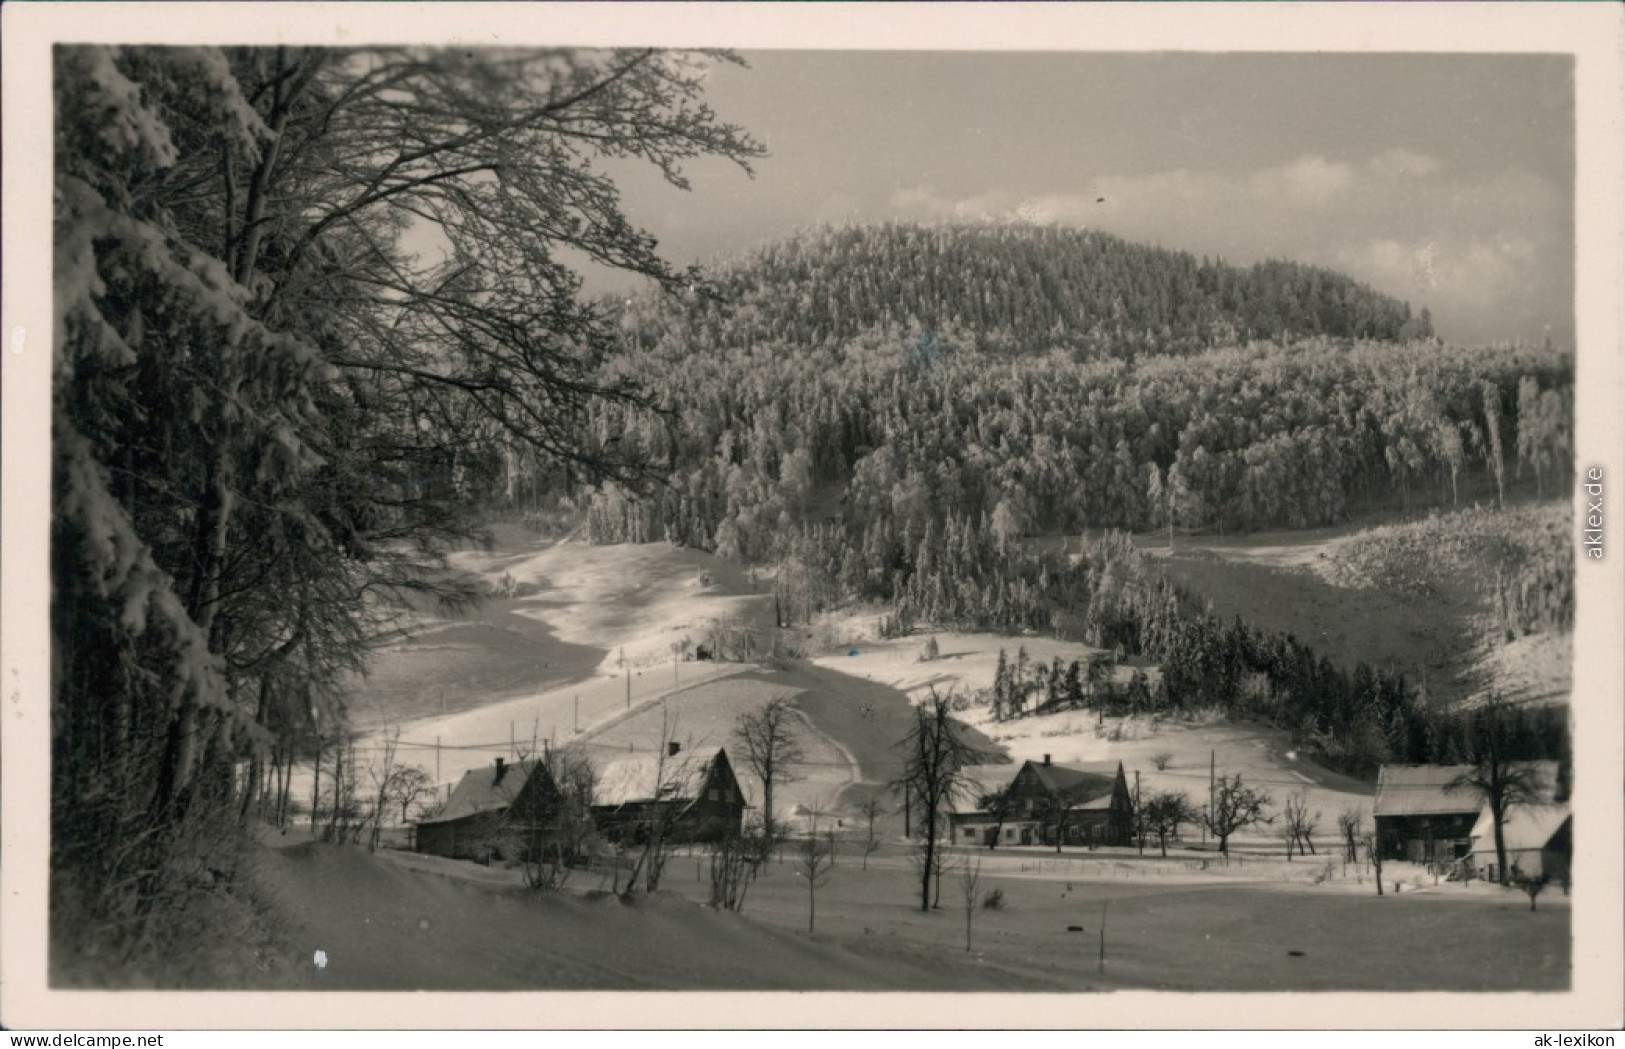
[
  {"x1": 950, "y1": 756, "x2": 1133, "y2": 848},
  {"x1": 1372, "y1": 764, "x2": 1480, "y2": 862},
  {"x1": 414, "y1": 756, "x2": 562, "y2": 863},
  {"x1": 590, "y1": 745, "x2": 745, "y2": 845}
]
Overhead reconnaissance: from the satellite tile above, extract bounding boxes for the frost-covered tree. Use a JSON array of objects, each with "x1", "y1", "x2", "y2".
[{"x1": 52, "y1": 44, "x2": 760, "y2": 968}]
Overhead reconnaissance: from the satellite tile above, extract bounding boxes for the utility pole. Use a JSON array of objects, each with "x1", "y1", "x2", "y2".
[
  {"x1": 574, "y1": 695, "x2": 580, "y2": 735},
  {"x1": 434, "y1": 735, "x2": 441, "y2": 786},
  {"x1": 1135, "y1": 769, "x2": 1143, "y2": 855},
  {"x1": 1209, "y1": 749, "x2": 1216, "y2": 823},
  {"x1": 510, "y1": 720, "x2": 516, "y2": 759}
]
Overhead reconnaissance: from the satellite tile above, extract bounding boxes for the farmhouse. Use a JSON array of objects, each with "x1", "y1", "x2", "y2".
[
  {"x1": 1372, "y1": 764, "x2": 1480, "y2": 862},
  {"x1": 951, "y1": 756, "x2": 1133, "y2": 848},
  {"x1": 414, "y1": 756, "x2": 562, "y2": 862},
  {"x1": 591, "y1": 745, "x2": 745, "y2": 844},
  {"x1": 1469, "y1": 803, "x2": 1572, "y2": 884}
]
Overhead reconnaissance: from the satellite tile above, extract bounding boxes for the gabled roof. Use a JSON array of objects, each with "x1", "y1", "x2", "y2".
[
  {"x1": 421, "y1": 758, "x2": 546, "y2": 825},
  {"x1": 594, "y1": 747, "x2": 724, "y2": 807},
  {"x1": 1470, "y1": 803, "x2": 1571, "y2": 853},
  {"x1": 1373, "y1": 765, "x2": 1480, "y2": 817},
  {"x1": 1375, "y1": 761, "x2": 1564, "y2": 818},
  {"x1": 1020, "y1": 760, "x2": 1122, "y2": 801}
]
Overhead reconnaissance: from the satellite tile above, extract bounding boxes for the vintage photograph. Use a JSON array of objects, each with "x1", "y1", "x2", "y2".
[{"x1": 7, "y1": 1, "x2": 1623, "y2": 1031}]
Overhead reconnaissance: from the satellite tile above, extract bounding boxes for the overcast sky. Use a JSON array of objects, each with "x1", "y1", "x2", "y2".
[{"x1": 596, "y1": 51, "x2": 1573, "y2": 347}]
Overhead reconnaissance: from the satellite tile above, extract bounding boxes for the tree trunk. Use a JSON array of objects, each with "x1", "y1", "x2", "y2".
[
  {"x1": 309, "y1": 738, "x2": 323, "y2": 834},
  {"x1": 919, "y1": 805, "x2": 934, "y2": 913},
  {"x1": 238, "y1": 676, "x2": 272, "y2": 826},
  {"x1": 1491, "y1": 800, "x2": 1510, "y2": 886}
]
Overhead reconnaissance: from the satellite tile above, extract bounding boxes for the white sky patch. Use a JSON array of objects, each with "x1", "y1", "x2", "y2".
[
  {"x1": 886, "y1": 150, "x2": 1568, "y2": 344},
  {"x1": 1261, "y1": 154, "x2": 1355, "y2": 207}
]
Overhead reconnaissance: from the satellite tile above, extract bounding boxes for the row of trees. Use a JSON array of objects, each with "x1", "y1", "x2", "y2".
[
  {"x1": 985, "y1": 645, "x2": 1158, "y2": 722},
  {"x1": 584, "y1": 329, "x2": 1572, "y2": 553},
  {"x1": 770, "y1": 507, "x2": 1568, "y2": 778},
  {"x1": 968, "y1": 703, "x2": 1552, "y2": 893},
  {"x1": 614, "y1": 223, "x2": 1431, "y2": 359}
]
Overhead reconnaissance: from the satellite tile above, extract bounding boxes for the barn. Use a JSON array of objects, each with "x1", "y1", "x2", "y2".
[
  {"x1": 1469, "y1": 803, "x2": 1572, "y2": 884},
  {"x1": 1374, "y1": 761, "x2": 1564, "y2": 863},
  {"x1": 591, "y1": 745, "x2": 746, "y2": 844},
  {"x1": 950, "y1": 756, "x2": 1133, "y2": 848},
  {"x1": 414, "y1": 756, "x2": 562, "y2": 862}
]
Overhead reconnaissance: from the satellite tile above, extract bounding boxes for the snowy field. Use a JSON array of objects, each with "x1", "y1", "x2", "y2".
[{"x1": 809, "y1": 627, "x2": 1375, "y2": 851}]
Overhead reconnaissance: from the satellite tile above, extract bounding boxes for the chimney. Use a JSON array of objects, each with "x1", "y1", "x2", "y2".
[
  {"x1": 668, "y1": 741, "x2": 682, "y2": 757},
  {"x1": 494, "y1": 757, "x2": 507, "y2": 784},
  {"x1": 1043, "y1": 754, "x2": 1051, "y2": 767}
]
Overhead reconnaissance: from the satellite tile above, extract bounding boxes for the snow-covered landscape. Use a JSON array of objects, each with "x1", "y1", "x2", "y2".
[{"x1": 26, "y1": 20, "x2": 1613, "y2": 1035}]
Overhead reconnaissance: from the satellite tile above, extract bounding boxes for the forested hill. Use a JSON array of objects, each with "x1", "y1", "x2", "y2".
[
  {"x1": 614, "y1": 223, "x2": 1431, "y2": 358},
  {"x1": 568, "y1": 224, "x2": 1573, "y2": 777}
]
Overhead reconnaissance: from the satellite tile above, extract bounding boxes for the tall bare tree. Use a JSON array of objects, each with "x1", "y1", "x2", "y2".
[
  {"x1": 1142, "y1": 790, "x2": 1199, "y2": 857},
  {"x1": 733, "y1": 696, "x2": 807, "y2": 843},
  {"x1": 793, "y1": 831, "x2": 834, "y2": 934},
  {"x1": 1337, "y1": 807, "x2": 1364, "y2": 865},
  {"x1": 1447, "y1": 697, "x2": 1547, "y2": 886},
  {"x1": 857, "y1": 795, "x2": 886, "y2": 870},
  {"x1": 384, "y1": 765, "x2": 437, "y2": 825},
  {"x1": 892, "y1": 687, "x2": 983, "y2": 912},
  {"x1": 957, "y1": 857, "x2": 983, "y2": 953},
  {"x1": 1281, "y1": 790, "x2": 1320, "y2": 861},
  {"x1": 1361, "y1": 830, "x2": 1386, "y2": 896},
  {"x1": 975, "y1": 784, "x2": 1017, "y2": 850},
  {"x1": 1204, "y1": 774, "x2": 1273, "y2": 857}
]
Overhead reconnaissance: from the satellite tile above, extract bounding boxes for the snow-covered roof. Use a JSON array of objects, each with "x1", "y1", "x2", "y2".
[
  {"x1": 420, "y1": 758, "x2": 545, "y2": 825},
  {"x1": 1375, "y1": 761, "x2": 1562, "y2": 818},
  {"x1": 1373, "y1": 765, "x2": 1480, "y2": 817},
  {"x1": 1024, "y1": 759, "x2": 1121, "y2": 800},
  {"x1": 1469, "y1": 803, "x2": 1570, "y2": 854},
  {"x1": 593, "y1": 748, "x2": 717, "y2": 806}
]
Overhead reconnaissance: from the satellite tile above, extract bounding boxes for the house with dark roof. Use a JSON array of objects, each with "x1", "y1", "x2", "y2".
[
  {"x1": 1373, "y1": 761, "x2": 1563, "y2": 863},
  {"x1": 590, "y1": 745, "x2": 745, "y2": 845},
  {"x1": 414, "y1": 756, "x2": 563, "y2": 862},
  {"x1": 1372, "y1": 764, "x2": 1480, "y2": 863},
  {"x1": 950, "y1": 756, "x2": 1133, "y2": 849},
  {"x1": 1469, "y1": 802, "x2": 1571, "y2": 884}
]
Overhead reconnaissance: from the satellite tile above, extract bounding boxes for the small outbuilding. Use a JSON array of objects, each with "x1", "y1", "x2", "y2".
[
  {"x1": 1469, "y1": 803, "x2": 1571, "y2": 884},
  {"x1": 414, "y1": 756, "x2": 562, "y2": 862}
]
